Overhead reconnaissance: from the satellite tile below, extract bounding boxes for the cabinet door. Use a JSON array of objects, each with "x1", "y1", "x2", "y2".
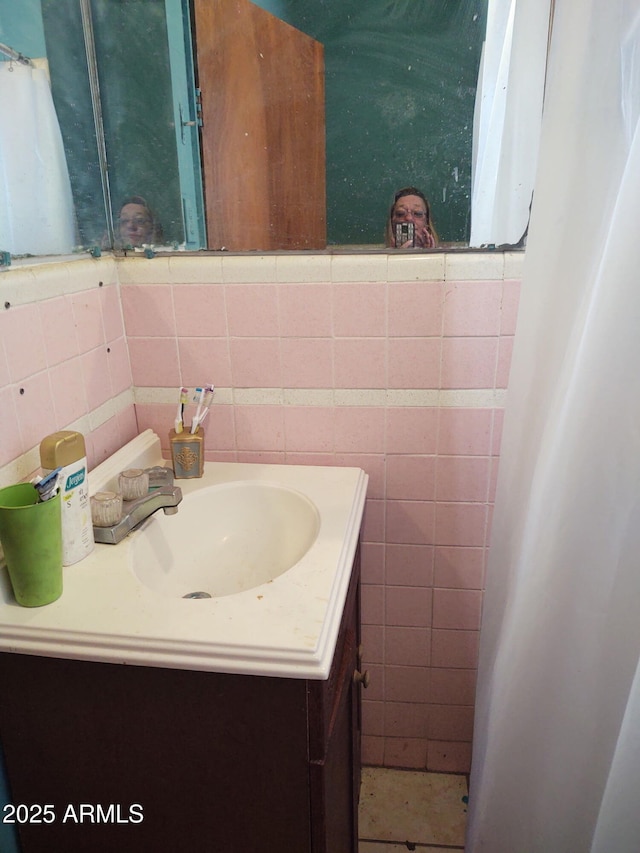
[
  {"x1": 309, "y1": 668, "x2": 358, "y2": 852},
  {"x1": 0, "y1": 656, "x2": 312, "y2": 853},
  {"x1": 308, "y1": 551, "x2": 362, "y2": 852}
]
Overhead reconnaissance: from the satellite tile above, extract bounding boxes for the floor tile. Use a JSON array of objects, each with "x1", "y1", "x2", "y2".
[{"x1": 359, "y1": 767, "x2": 467, "y2": 848}]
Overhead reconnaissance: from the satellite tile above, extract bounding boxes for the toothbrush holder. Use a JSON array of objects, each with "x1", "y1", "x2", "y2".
[{"x1": 169, "y1": 428, "x2": 205, "y2": 479}]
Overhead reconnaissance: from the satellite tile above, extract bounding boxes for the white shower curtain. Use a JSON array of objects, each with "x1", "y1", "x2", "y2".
[
  {"x1": 0, "y1": 62, "x2": 75, "y2": 255},
  {"x1": 467, "y1": 1, "x2": 640, "y2": 851},
  {"x1": 469, "y1": 0, "x2": 550, "y2": 247}
]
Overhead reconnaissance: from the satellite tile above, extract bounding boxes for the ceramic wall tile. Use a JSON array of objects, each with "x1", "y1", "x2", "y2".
[
  {"x1": 435, "y1": 502, "x2": 488, "y2": 547},
  {"x1": 333, "y1": 282, "x2": 386, "y2": 337},
  {"x1": 385, "y1": 587, "x2": 433, "y2": 628},
  {"x1": 383, "y1": 737, "x2": 428, "y2": 769},
  {"x1": 385, "y1": 665, "x2": 430, "y2": 704},
  {"x1": 429, "y1": 668, "x2": 477, "y2": 706},
  {"x1": 173, "y1": 284, "x2": 227, "y2": 337},
  {"x1": 386, "y1": 455, "x2": 436, "y2": 501},
  {"x1": 39, "y1": 296, "x2": 80, "y2": 366},
  {"x1": 388, "y1": 281, "x2": 444, "y2": 337},
  {"x1": 80, "y1": 346, "x2": 113, "y2": 411},
  {"x1": 335, "y1": 338, "x2": 387, "y2": 388},
  {"x1": 385, "y1": 627, "x2": 431, "y2": 667},
  {"x1": 440, "y1": 337, "x2": 499, "y2": 389},
  {"x1": 127, "y1": 337, "x2": 181, "y2": 387},
  {"x1": 0, "y1": 386, "x2": 23, "y2": 468},
  {"x1": 229, "y1": 337, "x2": 281, "y2": 387},
  {"x1": 435, "y1": 456, "x2": 491, "y2": 502},
  {"x1": 120, "y1": 284, "x2": 175, "y2": 337},
  {"x1": 225, "y1": 284, "x2": 279, "y2": 336},
  {"x1": 280, "y1": 338, "x2": 333, "y2": 388},
  {"x1": 433, "y1": 546, "x2": 485, "y2": 589},
  {"x1": 13, "y1": 372, "x2": 56, "y2": 453},
  {"x1": 282, "y1": 405, "x2": 335, "y2": 453},
  {"x1": 438, "y1": 408, "x2": 493, "y2": 456},
  {"x1": 426, "y1": 739, "x2": 472, "y2": 774},
  {"x1": 385, "y1": 544, "x2": 435, "y2": 587},
  {"x1": 386, "y1": 407, "x2": 439, "y2": 454},
  {"x1": 178, "y1": 337, "x2": 232, "y2": 387},
  {"x1": 501, "y1": 279, "x2": 522, "y2": 334},
  {"x1": 278, "y1": 283, "x2": 332, "y2": 336},
  {"x1": 334, "y1": 407, "x2": 386, "y2": 453},
  {"x1": 49, "y1": 359, "x2": 88, "y2": 427},
  {"x1": 107, "y1": 337, "x2": 133, "y2": 396},
  {"x1": 431, "y1": 629, "x2": 480, "y2": 669},
  {"x1": 443, "y1": 280, "x2": 503, "y2": 336},
  {"x1": 233, "y1": 404, "x2": 285, "y2": 452},
  {"x1": 385, "y1": 500, "x2": 436, "y2": 546},
  {"x1": 100, "y1": 284, "x2": 125, "y2": 343},
  {"x1": 70, "y1": 287, "x2": 106, "y2": 353},
  {"x1": 3, "y1": 303, "x2": 47, "y2": 382},
  {"x1": 433, "y1": 588, "x2": 483, "y2": 631}
]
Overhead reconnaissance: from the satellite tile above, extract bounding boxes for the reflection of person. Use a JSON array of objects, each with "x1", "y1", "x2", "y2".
[
  {"x1": 385, "y1": 187, "x2": 438, "y2": 248},
  {"x1": 117, "y1": 196, "x2": 163, "y2": 246}
]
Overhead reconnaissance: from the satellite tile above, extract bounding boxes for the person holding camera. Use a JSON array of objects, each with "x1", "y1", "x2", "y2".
[{"x1": 385, "y1": 186, "x2": 438, "y2": 248}]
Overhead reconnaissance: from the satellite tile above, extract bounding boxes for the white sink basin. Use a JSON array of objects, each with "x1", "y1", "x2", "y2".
[{"x1": 131, "y1": 481, "x2": 320, "y2": 598}]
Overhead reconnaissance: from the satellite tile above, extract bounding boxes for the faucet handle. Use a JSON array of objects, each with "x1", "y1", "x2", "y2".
[{"x1": 146, "y1": 465, "x2": 174, "y2": 489}]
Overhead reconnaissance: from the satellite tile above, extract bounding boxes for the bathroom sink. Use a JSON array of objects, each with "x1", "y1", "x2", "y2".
[
  {"x1": 0, "y1": 430, "x2": 368, "y2": 678},
  {"x1": 130, "y1": 481, "x2": 320, "y2": 598}
]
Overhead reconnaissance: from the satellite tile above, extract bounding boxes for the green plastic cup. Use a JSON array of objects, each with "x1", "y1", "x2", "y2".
[{"x1": 0, "y1": 483, "x2": 63, "y2": 607}]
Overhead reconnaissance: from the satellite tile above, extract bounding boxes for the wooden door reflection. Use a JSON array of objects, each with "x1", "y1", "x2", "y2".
[{"x1": 193, "y1": 0, "x2": 326, "y2": 251}]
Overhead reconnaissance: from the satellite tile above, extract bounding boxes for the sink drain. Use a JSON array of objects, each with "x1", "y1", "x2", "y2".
[{"x1": 182, "y1": 591, "x2": 212, "y2": 599}]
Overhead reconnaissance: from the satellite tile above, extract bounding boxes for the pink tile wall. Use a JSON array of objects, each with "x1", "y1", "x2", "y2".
[
  {"x1": 0, "y1": 271, "x2": 137, "y2": 477},
  {"x1": 1, "y1": 256, "x2": 521, "y2": 775},
  {"x1": 126, "y1": 267, "x2": 521, "y2": 774}
]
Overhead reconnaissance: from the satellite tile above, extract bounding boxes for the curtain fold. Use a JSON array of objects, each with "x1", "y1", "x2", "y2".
[
  {"x1": 470, "y1": 0, "x2": 550, "y2": 247},
  {"x1": 467, "y1": 1, "x2": 640, "y2": 850},
  {"x1": 0, "y1": 62, "x2": 75, "y2": 255}
]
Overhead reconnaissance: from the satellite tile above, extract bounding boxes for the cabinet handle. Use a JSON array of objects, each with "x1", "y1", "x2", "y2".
[{"x1": 353, "y1": 669, "x2": 370, "y2": 688}]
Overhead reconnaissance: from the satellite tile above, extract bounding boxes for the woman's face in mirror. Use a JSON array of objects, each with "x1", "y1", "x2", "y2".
[
  {"x1": 388, "y1": 193, "x2": 437, "y2": 248},
  {"x1": 391, "y1": 195, "x2": 428, "y2": 224},
  {"x1": 119, "y1": 202, "x2": 154, "y2": 246}
]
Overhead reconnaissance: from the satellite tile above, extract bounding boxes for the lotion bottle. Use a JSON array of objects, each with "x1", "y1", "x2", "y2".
[{"x1": 40, "y1": 430, "x2": 94, "y2": 565}]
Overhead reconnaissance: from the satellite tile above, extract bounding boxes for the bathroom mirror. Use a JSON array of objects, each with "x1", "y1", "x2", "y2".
[{"x1": 0, "y1": 0, "x2": 486, "y2": 256}]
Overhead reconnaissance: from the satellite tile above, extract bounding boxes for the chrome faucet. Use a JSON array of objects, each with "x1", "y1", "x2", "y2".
[{"x1": 93, "y1": 466, "x2": 182, "y2": 545}]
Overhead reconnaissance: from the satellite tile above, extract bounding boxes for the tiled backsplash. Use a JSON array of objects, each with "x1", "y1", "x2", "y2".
[
  {"x1": 0, "y1": 258, "x2": 137, "y2": 483},
  {"x1": 0, "y1": 249, "x2": 523, "y2": 773}
]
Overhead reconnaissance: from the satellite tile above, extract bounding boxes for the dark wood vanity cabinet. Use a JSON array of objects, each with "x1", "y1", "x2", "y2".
[{"x1": 0, "y1": 555, "x2": 362, "y2": 853}]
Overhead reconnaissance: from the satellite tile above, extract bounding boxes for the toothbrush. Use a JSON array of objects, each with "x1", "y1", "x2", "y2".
[
  {"x1": 33, "y1": 467, "x2": 62, "y2": 502},
  {"x1": 175, "y1": 387, "x2": 189, "y2": 434},
  {"x1": 190, "y1": 384, "x2": 215, "y2": 433},
  {"x1": 196, "y1": 384, "x2": 216, "y2": 429},
  {"x1": 180, "y1": 386, "x2": 189, "y2": 425},
  {"x1": 191, "y1": 386, "x2": 205, "y2": 433}
]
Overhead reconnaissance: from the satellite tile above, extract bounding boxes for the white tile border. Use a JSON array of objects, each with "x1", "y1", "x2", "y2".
[
  {"x1": 134, "y1": 386, "x2": 504, "y2": 409},
  {"x1": 445, "y1": 251, "x2": 506, "y2": 281},
  {"x1": 0, "y1": 250, "x2": 524, "y2": 303},
  {"x1": 0, "y1": 257, "x2": 119, "y2": 306},
  {"x1": 276, "y1": 253, "x2": 332, "y2": 283},
  {"x1": 387, "y1": 252, "x2": 446, "y2": 282},
  {"x1": 331, "y1": 253, "x2": 389, "y2": 282},
  {"x1": 221, "y1": 254, "x2": 278, "y2": 283}
]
